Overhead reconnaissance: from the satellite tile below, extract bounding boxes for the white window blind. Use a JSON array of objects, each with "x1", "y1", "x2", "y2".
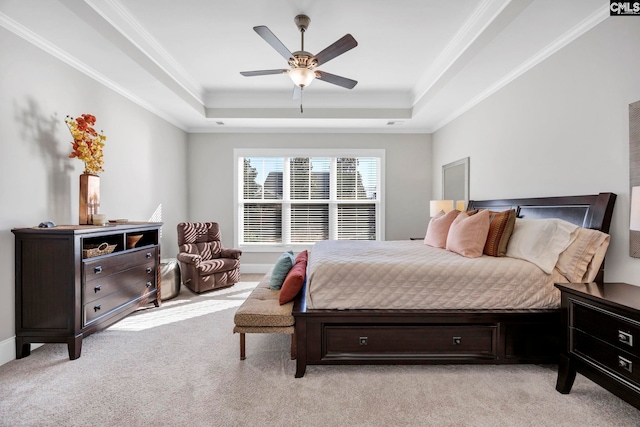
[{"x1": 236, "y1": 150, "x2": 384, "y2": 248}]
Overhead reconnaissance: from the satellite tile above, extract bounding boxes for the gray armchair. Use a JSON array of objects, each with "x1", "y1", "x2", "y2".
[{"x1": 177, "y1": 222, "x2": 242, "y2": 293}]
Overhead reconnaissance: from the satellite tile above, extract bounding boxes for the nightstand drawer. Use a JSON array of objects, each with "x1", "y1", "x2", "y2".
[
  {"x1": 572, "y1": 301, "x2": 640, "y2": 356},
  {"x1": 573, "y1": 329, "x2": 640, "y2": 387},
  {"x1": 556, "y1": 282, "x2": 640, "y2": 411}
]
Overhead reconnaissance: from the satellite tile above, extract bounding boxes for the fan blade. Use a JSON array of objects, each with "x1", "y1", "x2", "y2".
[
  {"x1": 311, "y1": 34, "x2": 358, "y2": 67},
  {"x1": 254, "y1": 25, "x2": 294, "y2": 62},
  {"x1": 240, "y1": 69, "x2": 288, "y2": 77},
  {"x1": 292, "y1": 85, "x2": 302, "y2": 99},
  {"x1": 315, "y1": 71, "x2": 357, "y2": 89}
]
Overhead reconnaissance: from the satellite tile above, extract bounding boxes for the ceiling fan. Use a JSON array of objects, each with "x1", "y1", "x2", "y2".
[{"x1": 240, "y1": 14, "x2": 358, "y2": 102}]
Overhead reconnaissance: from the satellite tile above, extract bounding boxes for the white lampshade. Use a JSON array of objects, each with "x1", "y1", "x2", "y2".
[
  {"x1": 430, "y1": 200, "x2": 454, "y2": 217},
  {"x1": 456, "y1": 200, "x2": 466, "y2": 211},
  {"x1": 289, "y1": 68, "x2": 315, "y2": 88},
  {"x1": 631, "y1": 186, "x2": 640, "y2": 231}
]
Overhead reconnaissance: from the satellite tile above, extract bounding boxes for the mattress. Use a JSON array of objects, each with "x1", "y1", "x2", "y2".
[{"x1": 306, "y1": 240, "x2": 564, "y2": 310}]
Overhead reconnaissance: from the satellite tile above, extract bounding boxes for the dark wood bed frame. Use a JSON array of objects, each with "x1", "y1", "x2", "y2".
[{"x1": 292, "y1": 193, "x2": 617, "y2": 378}]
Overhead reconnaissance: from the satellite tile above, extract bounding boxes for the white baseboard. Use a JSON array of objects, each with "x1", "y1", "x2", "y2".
[
  {"x1": 0, "y1": 336, "x2": 15, "y2": 367},
  {"x1": 240, "y1": 264, "x2": 272, "y2": 274},
  {"x1": 0, "y1": 337, "x2": 43, "y2": 367}
]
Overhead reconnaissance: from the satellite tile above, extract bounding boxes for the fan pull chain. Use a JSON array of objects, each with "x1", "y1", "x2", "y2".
[{"x1": 300, "y1": 89, "x2": 304, "y2": 113}]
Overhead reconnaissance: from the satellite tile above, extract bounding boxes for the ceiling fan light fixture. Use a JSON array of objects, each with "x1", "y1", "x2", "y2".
[{"x1": 289, "y1": 67, "x2": 315, "y2": 88}]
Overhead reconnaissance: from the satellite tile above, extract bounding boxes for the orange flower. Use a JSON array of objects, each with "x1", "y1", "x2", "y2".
[{"x1": 66, "y1": 114, "x2": 106, "y2": 174}]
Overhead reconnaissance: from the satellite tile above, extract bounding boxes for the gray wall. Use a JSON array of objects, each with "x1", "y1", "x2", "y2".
[
  {"x1": 0, "y1": 28, "x2": 189, "y2": 364},
  {"x1": 187, "y1": 133, "x2": 432, "y2": 267},
  {"x1": 432, "y1": 17, "x2": 640, "y2": 285}
]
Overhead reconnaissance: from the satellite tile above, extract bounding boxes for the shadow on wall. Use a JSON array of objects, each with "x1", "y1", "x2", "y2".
[{"x1": 14, "y1": 98, "x2": 73, "y2": 223}]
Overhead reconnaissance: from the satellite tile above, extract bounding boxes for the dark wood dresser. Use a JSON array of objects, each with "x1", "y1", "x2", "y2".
[
  {"x1": 12, "y1": 222, "x2": 162, "y2": 360},
  {"x1": 555, "y1": 282, "x2": 640, "y2": 410}
]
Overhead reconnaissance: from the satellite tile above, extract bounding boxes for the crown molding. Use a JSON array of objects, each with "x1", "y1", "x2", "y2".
[
  {"x1": 0, "y1": 11, "x2": 187, "y2": 131},
  {"x1": 412, "y1": 0, "x2": 512, "y2": 102},
  {"x1": 431, "y1": 7, "x2": 610, "y2": 132},
  {"x1": 86, "y1": 0, "x2": 204, "y2": 103}
]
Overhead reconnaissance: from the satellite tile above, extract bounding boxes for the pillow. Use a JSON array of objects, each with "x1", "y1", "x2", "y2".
[
  {"x1": 424, "y1": 209, "x2": 460, "y2": 248},
  {"x1": 484, "y1": 209, "x2": 517, "y2": 257},
  {"x1": 294, "y1": 249, "x2": 309, "y2": 264},
  {"x1": 279, "y1": 250, "x2": 308, "y2": 305},
  {"x1": 269, "y1": 250, "x2": 295, "y2": 290},
  {"x1": 505, "y1": 218, "x2": 579, "y2": 274},
  {"x1": 556, "y1": 228, "x2": 610, "y2": 283},
  {"x1": 445, "y1": 209, "x2": 491, "y2": 258}
]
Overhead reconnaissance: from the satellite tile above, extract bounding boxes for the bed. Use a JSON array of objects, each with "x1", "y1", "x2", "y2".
[{"x1": 292, "y1": 193, "x2": 616, "y2": 378}]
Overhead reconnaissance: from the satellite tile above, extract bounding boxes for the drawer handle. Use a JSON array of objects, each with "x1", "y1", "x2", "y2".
[
  {"x1": 146, "y1": 252, "x2": 152, "y2": 259},
  {"x1": 619, "y1": 356, "x2": 633, "y2": 373},
  {"x1": 146, "y1": 281, "x2": 152, "y2": 288},
  {"x1": 94, "y1": 285, "x2": 102, "y2": 293},
  {"x1": 94, "y1": 266, "x2": 102, "y2": 274},
  {"x1": 359, "y1": 337, "x2": 368, "y2": 346},
  {"x1": 146, "y1": 267, "x2": 153, "y2": 274},
  {"x1": 94, "y1": 304, "x2": 101, "y2": 312},
  {"x1": 619, "y1": 331, "x2": 633, "y2": 347},
  {"x1": 453, "y1": 337, "x2": 462, "y2": 345}
]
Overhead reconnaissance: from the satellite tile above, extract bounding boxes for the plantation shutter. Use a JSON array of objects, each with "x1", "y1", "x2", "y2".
[
  {"x1": 237, "y1": 151, "x2": 383, "y2": 246},
  {"x1": 242, "y1": 157, "x2": 284, "y2": 243},
  {"x1": 336, "y1": 157, "x2": 378, "y2": 240},
  {"x1": 290, "y1": 157, "x2": 330, "y2": 243}
]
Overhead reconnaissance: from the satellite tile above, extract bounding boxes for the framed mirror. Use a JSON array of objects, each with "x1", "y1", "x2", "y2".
[{"x1": 442, "y1": 157, "x2": 470, "y2": 210}]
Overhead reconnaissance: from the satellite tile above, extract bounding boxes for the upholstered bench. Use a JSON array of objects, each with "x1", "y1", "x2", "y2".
[{"x1": 233, "y1": 270, "x2": 296, "y2": 360}]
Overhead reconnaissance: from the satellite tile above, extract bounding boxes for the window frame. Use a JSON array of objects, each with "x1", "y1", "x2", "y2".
[{"x1": 234, "y1": 148, "x2": 385, "y2": 252}]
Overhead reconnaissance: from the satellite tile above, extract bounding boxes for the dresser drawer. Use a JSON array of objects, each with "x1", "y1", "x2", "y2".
[
  {"x1": 572, "y1": 301, "x2": 640, "y2": 356},
  {"x1": 573, "y1": 329, "x2": 640, "y2": 387},
  {"x1": 83, "y1": 248, "x2": 157, "y2": 282},
  {"x1": 83, "y1": 261, "x2": 156, "y2": 305},
  {"x1": 324, "y1": 325, "x2": 497, "y2": 359},
  {"x1": 83, "y1": 279, "x2": 155, "y2": 326}
]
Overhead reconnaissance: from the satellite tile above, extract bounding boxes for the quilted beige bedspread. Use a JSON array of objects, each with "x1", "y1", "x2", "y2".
[{"x1": 306, "y1": 240, "x2": 563, "y2": 310}]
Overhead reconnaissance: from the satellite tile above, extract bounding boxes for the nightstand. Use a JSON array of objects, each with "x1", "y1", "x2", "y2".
[{"x1": 555, "y1": 282, "x2": 640, "y2": 410}]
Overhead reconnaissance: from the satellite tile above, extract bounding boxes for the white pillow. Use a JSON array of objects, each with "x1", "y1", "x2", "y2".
[{"x1": 505, "y1": 218, "x2": 579, "y2": 274}]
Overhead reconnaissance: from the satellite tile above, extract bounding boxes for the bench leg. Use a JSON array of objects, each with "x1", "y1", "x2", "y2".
[
  {"x1": 290, "y1": 332, "x2": 296, "y2": 360},
  {"x1": 240, "y1": 333, "x2": 246, "y2": 360}
]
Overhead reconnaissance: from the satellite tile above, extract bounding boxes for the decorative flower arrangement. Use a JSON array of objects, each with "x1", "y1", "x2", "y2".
[{"x1": 65, "y1": 114, "x2": 106, "y2": 174}]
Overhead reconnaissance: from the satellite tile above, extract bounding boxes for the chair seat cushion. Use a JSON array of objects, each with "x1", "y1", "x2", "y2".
[{"x1": 196, "y1": 258, "x2": 240, "y2": 276}]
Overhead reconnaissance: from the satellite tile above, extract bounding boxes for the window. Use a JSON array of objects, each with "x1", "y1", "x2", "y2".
[{"x1": 235, "y1": 149, "x2": 384, "y2": 250}]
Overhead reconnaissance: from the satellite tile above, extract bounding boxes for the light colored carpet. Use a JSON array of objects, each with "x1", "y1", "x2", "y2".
[{"x1": 1, "y1": 274, "x2": 638, "y2": 427}]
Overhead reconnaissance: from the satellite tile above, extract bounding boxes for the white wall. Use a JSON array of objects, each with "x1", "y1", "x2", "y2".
[
  {"x1": 432, "y1": 17, "x2": 640, "y2": 284},
  {"x1": 187, "y1": 133, "x2": 432, "y2": 268},
  {"x1": 0, "y1": 28, "x2": 189, "y2": 365}
]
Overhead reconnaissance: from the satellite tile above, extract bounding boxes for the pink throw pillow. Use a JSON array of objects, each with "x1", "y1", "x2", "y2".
[
  {"x1": 424, "y1": 210, "x2": 460, "y2": 248},
  {"x1": 446, "y1": 209, "x2": 491, "y2": 258}
]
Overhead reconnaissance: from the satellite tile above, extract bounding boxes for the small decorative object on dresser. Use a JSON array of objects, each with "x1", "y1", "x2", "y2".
[
  {"x1": 555, "y1": 282, "x2": 640, "y2": 410},
  {"x1": 65, "y1": 114, "x2": 106, "y2": 225},
  {"x1": 126, "y1": 234, "x2": 143, "y2": 249},
  {"x1": 78, "y1": 172, "x2": 100, "y2": 225},
  {"x1": 12, "y1": 222, "x2": 162, "y2": 360}
]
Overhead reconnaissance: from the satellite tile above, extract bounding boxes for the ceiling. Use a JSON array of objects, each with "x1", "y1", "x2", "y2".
[{"x1": 1, "y1": 0, "x2": 608, "y2": 133}]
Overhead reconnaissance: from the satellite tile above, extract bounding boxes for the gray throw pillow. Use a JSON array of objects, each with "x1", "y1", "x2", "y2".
[{"x1": 269, "y1": 251, "x2": 295, "y2": 290}]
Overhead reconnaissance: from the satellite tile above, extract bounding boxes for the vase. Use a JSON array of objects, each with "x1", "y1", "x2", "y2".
[{"x1": 79, "y1": 173, "x2": 100, "y2": 225}]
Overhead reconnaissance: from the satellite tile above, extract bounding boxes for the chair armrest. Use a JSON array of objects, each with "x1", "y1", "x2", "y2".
[
  {"x1": 177, "y1": 252, "x2": 202, "y2": 266},
  {"x1": 221, "y1": 248, "x2": 242, "y2": 259}
]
